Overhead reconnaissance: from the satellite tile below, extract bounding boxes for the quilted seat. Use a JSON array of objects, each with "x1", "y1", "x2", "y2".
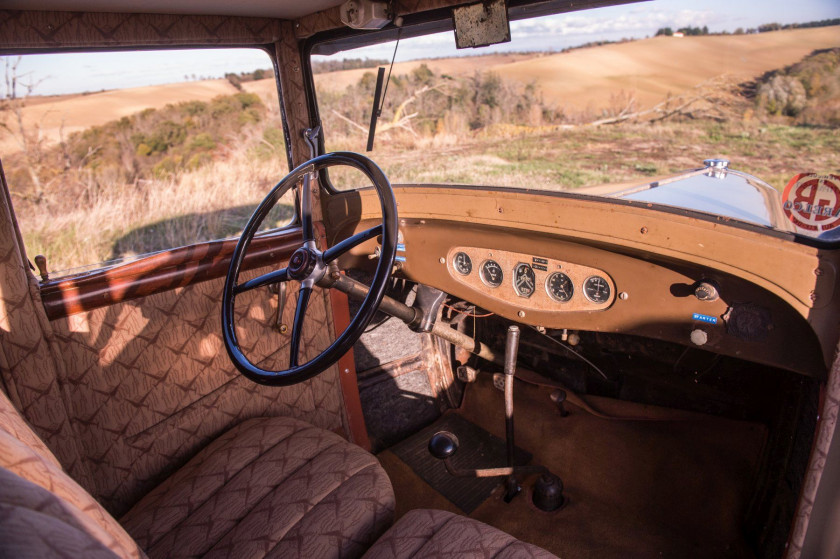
[
  {"x1": 0, "y1": 387, "x2": 395, "y2": 558},
  {"x1": 120, "y1": 417, "x2": 396, "y2": 558},
  {"x1": 1, "y1": 384, "x2": 558, "y2": 559},
  {"x1": 363, "y1": 509, "x2": 558, "y2": 559}
]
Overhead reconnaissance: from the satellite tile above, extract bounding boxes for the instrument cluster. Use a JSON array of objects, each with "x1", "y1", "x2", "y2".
[{"x1": 448, "y1": 247, "x2": 615, "y2": 312}]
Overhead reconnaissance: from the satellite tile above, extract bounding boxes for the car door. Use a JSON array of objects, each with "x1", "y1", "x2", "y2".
[{"x1": 0, "y1": 13, "x2": 358, "y2": 517}]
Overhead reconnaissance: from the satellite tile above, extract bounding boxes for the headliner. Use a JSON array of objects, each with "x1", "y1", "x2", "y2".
[{"x1": 0, "y1": 0, "x2": 347, "y2": 19}]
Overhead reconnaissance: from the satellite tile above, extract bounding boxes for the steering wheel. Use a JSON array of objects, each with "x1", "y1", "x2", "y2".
[{"x1": 222, "y1": 152, "x2": 398, "y2": 386}]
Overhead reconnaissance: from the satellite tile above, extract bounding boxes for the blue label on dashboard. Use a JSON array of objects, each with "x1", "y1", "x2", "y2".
[
  {"x1": 395, "y1": 255, "x2": 406, "y2": 263},
  {"x1": 692, "y1": 313, "x2": 718, "y2": 324},
  {"x1": 397, "y1": 243, "x2": 406, "y2": 252}
]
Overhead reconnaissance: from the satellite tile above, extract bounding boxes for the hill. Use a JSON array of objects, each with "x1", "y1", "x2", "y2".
[
  {"x1": 2, "y1": 25, "x2": 838, "y2": 155},
  {"x1": 314, "y1": 26, "x2": 840, "y2": 110},
  {"x1": 1, "y1": 79, "x2": 240, "y2": 153}
]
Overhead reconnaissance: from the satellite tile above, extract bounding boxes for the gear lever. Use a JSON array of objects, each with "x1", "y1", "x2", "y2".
[
  {"x1": 429, "y1": 325, "x2": 565, "y2": 507},
  {"x1": 502, "y1": 325, "x2": 522, "y2": 501}
]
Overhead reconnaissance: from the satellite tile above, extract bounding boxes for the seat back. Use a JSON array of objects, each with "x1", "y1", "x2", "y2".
[{"x1": 0, "y1": 387, "x2": 145, "y2": 558}]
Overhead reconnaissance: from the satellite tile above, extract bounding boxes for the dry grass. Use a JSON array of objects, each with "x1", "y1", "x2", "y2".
[
  {"x1": 18, "y1": 132, "x2": 294, "y2": 275},
  {"x1": 333, "y1": 119, "x2": 840, "y2": 192},
  {"x1": 16, "y1": 117, "x2": 839, "y2": 277}
]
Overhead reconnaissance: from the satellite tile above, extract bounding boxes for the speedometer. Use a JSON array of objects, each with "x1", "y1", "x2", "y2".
[
  {"x1": 546, "y1": 272, "x2": 573, "y2": 302},
  {"x1": 513, "y1": 263, "x2": 536, "y2": 298}
]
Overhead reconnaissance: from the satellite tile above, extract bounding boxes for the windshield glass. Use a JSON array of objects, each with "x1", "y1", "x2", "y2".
[{"x1": 311, "y1": 2, "x2": 840, "y2": 240}]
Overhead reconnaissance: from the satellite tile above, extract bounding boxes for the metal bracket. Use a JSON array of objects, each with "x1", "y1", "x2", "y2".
[
  {"x1": 269, "y1": 282, "x2": 289, "y2": 334},
  {"x1": 303, "y1": 126, "x2": 321, "y2": 160},
  {"x1": 409, "y1": 285, "x2": 447, "y2": 333}
]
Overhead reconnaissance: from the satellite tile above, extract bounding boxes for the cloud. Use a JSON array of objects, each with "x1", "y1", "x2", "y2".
[{"x1": 511, "y1": 8, "x2": 717, "y2": 38}]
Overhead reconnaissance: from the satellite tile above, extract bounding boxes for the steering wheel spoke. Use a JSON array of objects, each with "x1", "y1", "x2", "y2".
[
  {"x1": 234, "y1": 267, "x2": 289, "y2": 295},
  {"x1": 289, "y1": 286, "x2": 311, "y2": 367},
  {"x1": 324, "y1": 224, "x2": 383, "y2": 263},
  {"x1": 300, "y1": 171, "x2": 316, "y2": 243}
]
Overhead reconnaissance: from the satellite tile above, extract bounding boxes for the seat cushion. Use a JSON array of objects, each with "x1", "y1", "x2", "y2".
[
  {"x1": 362, "y1": 509, "x2": 558, "y2": 559},
  {"x1": 0, "y1": 389, "x2": 145, "y2": 559},
  {"x1": 120, "y1": 416, "x2": 395, "y2": 559}
]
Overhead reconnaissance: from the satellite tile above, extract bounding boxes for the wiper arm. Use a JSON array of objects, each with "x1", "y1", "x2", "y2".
[{"x1": 366, "y1": 67, "x2": 386, "y2": 151}]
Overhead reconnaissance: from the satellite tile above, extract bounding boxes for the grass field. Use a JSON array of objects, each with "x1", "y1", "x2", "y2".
[
  {"x1": 356, "y1": 120, "x2": 840, "y2": 196},
  {"x1": 16, "y1": 118, "x2": 837, "y2": 275}
]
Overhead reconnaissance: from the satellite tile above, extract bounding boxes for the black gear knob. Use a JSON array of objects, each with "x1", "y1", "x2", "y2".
[{"x1": 428, "y1": 431, "x2": 459, "y2": 460}]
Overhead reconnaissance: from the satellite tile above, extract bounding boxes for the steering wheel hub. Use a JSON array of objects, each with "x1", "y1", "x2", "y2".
[{"x1": 288, "y1": 247, "x2": 317, "y2": 280}]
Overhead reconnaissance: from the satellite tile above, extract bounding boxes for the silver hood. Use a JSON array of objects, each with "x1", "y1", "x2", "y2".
[{"x1": 612, "y1": 159, "x2": 796, "y2": 234}]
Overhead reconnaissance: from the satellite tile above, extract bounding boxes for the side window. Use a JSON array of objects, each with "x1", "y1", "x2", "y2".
[{"x1": 0, "y1": 48, "x2": 292, "y2": 277}]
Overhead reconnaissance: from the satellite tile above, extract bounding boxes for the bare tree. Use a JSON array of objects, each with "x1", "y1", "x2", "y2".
[
  {"x1": 331, "y1": 83, "x2": 449, "y2": 137},
  {"x1": 1, "y1": 56, "x2": 49, "y2": 202}
]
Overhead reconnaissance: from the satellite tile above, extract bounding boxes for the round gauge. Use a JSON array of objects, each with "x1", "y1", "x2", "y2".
[
  {"x1": 583, "y1": 275, "x2": 612, "y2": 304},
  {"x1": 480, "y1": 260, "x2": 504, "y2": 288},
  {"x1": 513, "y1": 263, "x2": 536, "y2": 298},
  {"x1": 453, "y1": 252, "x2": 472, "y2": 275},
  {"x1": 546, "y1": 272, "x2": 574, "y2": 302}
]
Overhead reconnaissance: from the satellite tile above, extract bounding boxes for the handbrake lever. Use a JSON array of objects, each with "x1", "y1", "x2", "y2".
[{"x1": 428, "y1": 430, "x2": 548, "y2": 479}]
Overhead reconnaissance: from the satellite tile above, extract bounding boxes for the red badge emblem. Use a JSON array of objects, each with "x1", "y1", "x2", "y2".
[{"x1": 782, "y1": 174, "x2": 840, "y2": 233}]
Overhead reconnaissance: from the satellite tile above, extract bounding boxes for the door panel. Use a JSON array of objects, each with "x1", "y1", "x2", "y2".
[{"x1": 49, "y1": 265, "x2": 346, "y2": 515}]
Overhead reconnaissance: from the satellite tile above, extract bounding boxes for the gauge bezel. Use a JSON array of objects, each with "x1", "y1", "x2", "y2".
[
  {"x1": 512, "y1": 262, "x2": 536, "y2": 298},
  {"x1": 583, "y1": 275, "x2": 611, "y2": 304},
  {"x1": 479, "y1": 259, "x2": 504, "y2": 288},
  {"x1": 452, "y1": 251, "x2": 472, "y2": 275},
  {"x1": 545, "y1": 271, "x2": 574, "y2": 303}
]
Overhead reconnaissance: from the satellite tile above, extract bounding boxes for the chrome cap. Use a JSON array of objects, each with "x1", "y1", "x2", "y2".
[{"x1": 703, "y1": 158, "x2": 730, "y2": 169}]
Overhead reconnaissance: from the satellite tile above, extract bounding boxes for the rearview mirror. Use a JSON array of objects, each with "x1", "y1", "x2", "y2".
[{"x1": 452, "y1": 0, "x2": 511, "y2": 49}]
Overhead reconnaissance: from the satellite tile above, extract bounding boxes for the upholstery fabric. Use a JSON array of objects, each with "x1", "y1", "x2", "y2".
[
  {"x1": 0, "y1": 389, "x2": 146, "y2": 559},
  {"x1": 50, "y1": 276, "x2": 348, "y2": 516},
  {"x1": 1, "y1": 160, "x2": 349, "y2": 517},
  {"x1": 0, "y1": 163, "x2": 94, "y2": 493},
  {"x1": 362, "y1": 509, "x2": 558, "y2": 559},
  {"x1": 121, "y1": 416, "x2": 395, "y2": 559}
]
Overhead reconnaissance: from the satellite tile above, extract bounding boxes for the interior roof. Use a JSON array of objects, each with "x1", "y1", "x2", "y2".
[{"x1": 0, "y1": 0, "x2": 347, "y2": 19}]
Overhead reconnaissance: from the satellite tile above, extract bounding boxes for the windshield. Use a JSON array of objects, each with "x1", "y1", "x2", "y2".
[{"x1": 311, "y1": 2, "x2": 840, "y2": 240}]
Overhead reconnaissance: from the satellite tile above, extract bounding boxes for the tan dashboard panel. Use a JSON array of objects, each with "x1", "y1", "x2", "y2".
[{"x1": 447, "y1": 246, "x2": 615, "y2": 311}]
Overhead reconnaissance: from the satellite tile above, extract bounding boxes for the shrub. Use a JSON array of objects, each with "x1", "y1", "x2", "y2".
[
  {"x1": 757, "y1": 75, "x2": 807, "y2": 116},
  {"x1": 754, "y1": 48, "x2": 840, "y2": 124}
]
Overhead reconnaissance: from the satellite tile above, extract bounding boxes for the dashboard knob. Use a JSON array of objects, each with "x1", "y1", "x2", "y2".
[
  {"x1": 690, "y1": 329, "x2": 709, "y2": 346},
  {"x1": 694, "y1": 280, "x2": 720, "y2": 302}
]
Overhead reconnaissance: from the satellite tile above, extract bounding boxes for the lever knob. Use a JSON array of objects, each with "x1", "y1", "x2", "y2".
[{"x1": 428, "y1": 431, "x2": 459, "y2": 460}]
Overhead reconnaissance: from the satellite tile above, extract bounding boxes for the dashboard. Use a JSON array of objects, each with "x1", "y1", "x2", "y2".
[
  {"x1": 447, "y1": 247, "x2": 616, "y2": 312},
  {"x1": 327, "y1": 185, "x2": 836, "y2": 379},
  {"x1": 339, "y1": 217, "x2": 827, "y2": 378}
]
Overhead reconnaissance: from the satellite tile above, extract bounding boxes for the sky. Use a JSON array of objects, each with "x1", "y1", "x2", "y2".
[{"x1": 2, "y1": 0, "x2": 839, "y2": 97}]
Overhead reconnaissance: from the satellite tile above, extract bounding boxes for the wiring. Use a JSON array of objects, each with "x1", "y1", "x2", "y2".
[
  {"x1": 442, "y1": 302, "x2": 494, "y2": 318},
  {"x1": 527, "y1": 326, "x2": 610, "y2": 381}
]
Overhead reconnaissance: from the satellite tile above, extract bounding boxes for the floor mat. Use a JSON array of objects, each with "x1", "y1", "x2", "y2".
[
  {"x1": 389, "y1": 413, "x2": 532, "y2": 513},
  {"x1": 381, "y1": 376, "x2": 767, "y2": 558}
]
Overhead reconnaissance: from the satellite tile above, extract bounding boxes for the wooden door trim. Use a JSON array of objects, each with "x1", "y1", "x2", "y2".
[{"x1": 40, "y1": 227, "x2": 302, "y2": 319}]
